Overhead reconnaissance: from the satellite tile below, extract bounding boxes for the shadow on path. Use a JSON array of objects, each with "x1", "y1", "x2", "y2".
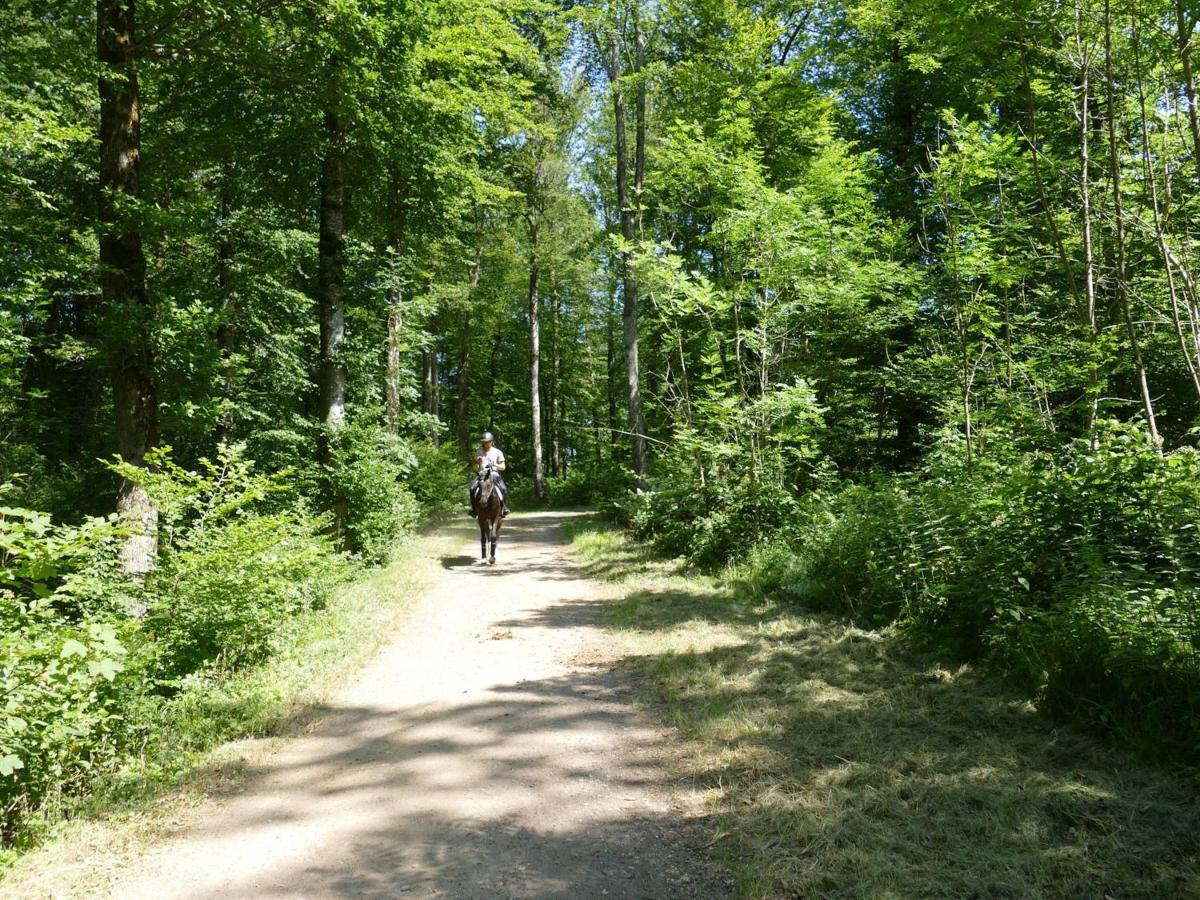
[{"x1": 110, "y1": 509, "x2": 727, "y2": 900}]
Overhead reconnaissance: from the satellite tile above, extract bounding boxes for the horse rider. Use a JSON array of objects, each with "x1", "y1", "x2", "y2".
[{"x1": 470, "y1": 431, "x2": 510, "y2": 518}]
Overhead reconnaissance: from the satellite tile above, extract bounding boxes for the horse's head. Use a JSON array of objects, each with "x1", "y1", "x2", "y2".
[{"x1": 477, "y1": 464, "x2": 496, "y2": 503}]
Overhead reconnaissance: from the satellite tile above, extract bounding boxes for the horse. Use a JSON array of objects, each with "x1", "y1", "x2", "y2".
[{"x1": 474, "y1": 463, "x2": 503, "y2": 565}]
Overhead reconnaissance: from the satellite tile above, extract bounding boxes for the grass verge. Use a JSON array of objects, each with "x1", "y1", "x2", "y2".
[
  {"x1": 566, "y1": 516, "x2": 1200, "y2": 899},
  {"x1": 0, "y1": 522, "x2": 464, "y2": 897}
]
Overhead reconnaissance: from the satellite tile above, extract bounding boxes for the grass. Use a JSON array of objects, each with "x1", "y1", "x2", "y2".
[
  {"x1": 566, "y1": 516, "x2": 1200, "y2": 899},
  {"x1": 0, "y1": 522, "x2": 464, "y2": 897}
]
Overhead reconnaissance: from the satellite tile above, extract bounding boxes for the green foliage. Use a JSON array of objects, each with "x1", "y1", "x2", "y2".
[
  {"x1": 149, "y1": 507, "x2": 342, "y2": 679},
  {"x1": 133, "y1": 446, "x2": 347, "y2": 677},
  {"x1": 0, "y1": 447, "x2": 358, "y2": 843},
  {"x1": 539, "y1": 466, "x2": 635, "y2": 508},
  {"x1": 0, "y1": 499, "x2": 140, "y2": 843},
  {"x1": 0, "y1": 499, "x2": 121, "y2": 604},
  {"x1": 327, "y1": 424, "x2": 421, "y2": 563},
  {"x1": 406, "y1": 441, "x2": 466, "y2": 511},
  {"x1": 627, "y1": 444, "x2": 802, "y2": 568},
  {"x1": 749, "y1": 427, "x2": 1200, "y2": 756},
  {"x1": 1, "y1": 597, "x2": 135, "y2": 842}
]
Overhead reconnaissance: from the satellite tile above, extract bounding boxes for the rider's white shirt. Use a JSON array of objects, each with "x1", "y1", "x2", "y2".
[{"x1": 477, "y1": 446, "x2": 505, "y2": 469}]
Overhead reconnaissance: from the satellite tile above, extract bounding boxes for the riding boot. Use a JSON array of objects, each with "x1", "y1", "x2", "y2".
[{"x1": 501, "y1": 504, "x2": 509, "y2": 518}]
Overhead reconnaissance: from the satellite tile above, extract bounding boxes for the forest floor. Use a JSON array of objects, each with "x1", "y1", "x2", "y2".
[
  {"x1": 566, "y1": 518, "x2": 1200, "y2": 899},
  {"x1": 1, "y1": 511, "x2": 728, "y2": 899}
]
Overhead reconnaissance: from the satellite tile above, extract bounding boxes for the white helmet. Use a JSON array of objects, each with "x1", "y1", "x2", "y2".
[{"x1": 481, "y1": 431, "x2": 495, "y2": 443}]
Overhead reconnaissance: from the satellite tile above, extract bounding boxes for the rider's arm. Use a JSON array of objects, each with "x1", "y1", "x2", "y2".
[{"x1": 495, "y1": 451, "x2": 506, "y2": 471}]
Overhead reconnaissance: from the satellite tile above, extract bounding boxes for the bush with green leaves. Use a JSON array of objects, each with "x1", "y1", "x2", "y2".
[
  {"x1": 1, "y1": 598, "x2": 137, "y2": 841},
  {"x1": 1, "y1": 446, "x2": 357, "y2": 843},
  {"x1": 0, "y1": 499, "x2": 142, "y2": 842},
  {"x1": 326, "y1": 425, "x2": 421, "y2": 563},
  {"x1": 543, "y1": 467, "x2": 633, "y2": 508},
  {"x1": 628, "y1": 474, "x2": 798, "y2": 568},
  {"x1": 117, "y1": 446, "x2": 346, "y2": 678},
  {"x1": 746, "y1": 425, "x2": 1200, "y2": 756},
  {"x1": 406, "y1": 441, "x2": 466, "y2": 512}
]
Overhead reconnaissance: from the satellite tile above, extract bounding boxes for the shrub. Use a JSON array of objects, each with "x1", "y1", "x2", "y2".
[
  {"x1": 1, "y1": 598, "x2": 137, "y2": 841},
  {"x1": 150, "y1": 512, "x2": 341, "y2": 678},
  {"x1": 327, "y1": 424, "x2": 421, "y2": 563},
  {"x1": 407, "y1": 441, "x2": 465, "y2": 512},
  {"x1": 0, "y1": 501, "x2": 142, "y2": 842},
  {"x1": 745, "y1": 426, "x2": 1200, "y2": 756},
  {"x1": 117, "y1": 445, "x2": 346, "y2": 677},
  {"x1": 544, "y1": 467, "x2": 633, "y2": 508},
  {"x1": 629, "y1": 474, "x2": 798, "y2": 568}
]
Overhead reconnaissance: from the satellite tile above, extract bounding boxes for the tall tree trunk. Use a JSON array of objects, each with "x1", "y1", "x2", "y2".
[
  {"x1": 1176, "y1": 0, "x2": 1200, "y2": 183},
  {"x1": 1074, "y1": 10, "x2": 1102, "y2": 443},
  {"x1": 317, "y1": 106, "x2": 347, "y2": 538},
  {"x1": 551, "y1": 286, "x2": 563, "y2": 477},
  {"x1": 1134, "y1": 32, "x2": 1200, "y2": 401},
  {"x1": 421, "y1": 345, "x2": 441, "y2": 439},
  {"x1": 318, "y1": 108, "x2": 347, "y2": 438},
  {"x1": 487, "y1": 342, "x2": 497, "y2": 431},
  {"x1": 606, "y1": 287, "x2": 618, "y2": 456},
  {"x1": 612, "y1": 22, "x2": 647, "y2": 480},
  {"x1": 216, "y1": 164, "x2": 237, "y2": 442},
  {"x1": 634, "y1": 3, "x2": 646, "y2": 235},
  {"x1": 1103, "y1": 0, "x2": 1161, "y2": 449},
  {"x1": 384, "y1": 307, "x2": 402, "y2": 434},
  {"x1": 454, "y1": 318, "x2": 472, "y2": 458},
  {"x1": 528, "y1": 222, "x2": 546, "y2": 503},
  {"x1": 885, "y1": 40, "x2": 923, "y2": 462},
  {"x1": 457, "y1": 231, "x2": 482, "y2": 457},
  {"x1": 384, "y1": 187, "x2": 407, "y2": 436},
  {"x1": 98, "y1": 0, "x2": 158, "y2": 575}
]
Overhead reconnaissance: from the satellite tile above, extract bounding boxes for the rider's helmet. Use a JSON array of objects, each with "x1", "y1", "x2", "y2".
[{"x1": 481, "y1": 431, "x2": 495, "y2": 443}]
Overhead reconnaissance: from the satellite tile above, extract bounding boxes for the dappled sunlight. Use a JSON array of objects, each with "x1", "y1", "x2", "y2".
[{"x1": 90, "y1": 511, "x2": 727, "y2": 900}]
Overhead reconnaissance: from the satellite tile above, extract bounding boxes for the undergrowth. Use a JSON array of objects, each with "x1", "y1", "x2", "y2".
[
  {"x1": 619, "y1": 427, "x2": 1200, "y2": 760},
  {"x1": 0, "y1": 439, "x2": 461, "y2": 865},
  {"x1": 0, "y1": 522, "x2": 460, "y2": 890}
]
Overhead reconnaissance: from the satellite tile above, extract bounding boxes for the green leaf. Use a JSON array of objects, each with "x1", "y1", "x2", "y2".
[
  {"x1": 0, "y1": 753, "x2": 24, "y2": 776},
  {"x1": 88, "y1": 658, "x2": 122, "y2": 682}
]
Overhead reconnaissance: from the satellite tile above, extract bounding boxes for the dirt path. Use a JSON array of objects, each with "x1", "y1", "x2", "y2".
[{"x1": 100, "y1": 511, "x2": 724, "y2": 899}]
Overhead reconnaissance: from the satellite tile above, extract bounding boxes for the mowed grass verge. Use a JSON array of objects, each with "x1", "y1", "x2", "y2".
[
  {"x1": 0, "y1": 522, "x2": 466, "y2": 897},
  {"x1": 566, "y1": 517, "x2": 1200, "y2": 899}
]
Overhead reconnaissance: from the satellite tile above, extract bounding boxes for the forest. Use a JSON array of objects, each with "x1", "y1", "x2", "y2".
[{"x1": 4, "y1": 0, "x2": 1200, "y2": 858}]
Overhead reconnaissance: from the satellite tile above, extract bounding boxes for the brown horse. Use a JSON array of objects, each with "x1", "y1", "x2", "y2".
[{"x1": 474, "y1": 464, "x2": 503, "y2": 564}]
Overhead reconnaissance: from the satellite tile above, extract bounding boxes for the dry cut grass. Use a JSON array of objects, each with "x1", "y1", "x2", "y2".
[{"x1": 568, "y1": 520, "x2": 1200, "y2": 899}]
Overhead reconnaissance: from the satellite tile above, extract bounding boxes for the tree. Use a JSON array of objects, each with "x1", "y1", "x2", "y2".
[{"x1": 98, "y1": 0, "x2": 157, "y2": 574}]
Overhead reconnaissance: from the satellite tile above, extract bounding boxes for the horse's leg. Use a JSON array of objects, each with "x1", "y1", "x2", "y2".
[
  {"x1": 479, "y1": 521, "x2": 487, "y2": 560},
  {"x1": 489, "y1": 517, "x2": 497, "y2": 564}
]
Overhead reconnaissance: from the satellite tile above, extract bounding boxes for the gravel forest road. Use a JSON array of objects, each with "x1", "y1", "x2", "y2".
[{"x1": 101, "y1": 511, "x2": 726, "y2": 900}]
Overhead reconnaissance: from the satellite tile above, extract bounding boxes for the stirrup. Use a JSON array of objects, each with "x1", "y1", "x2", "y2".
[{"x1": 501, "y1": 506, "x2": 510, "y2": 518}]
